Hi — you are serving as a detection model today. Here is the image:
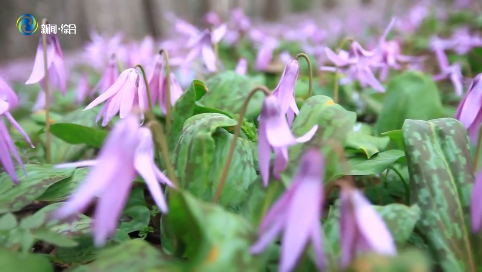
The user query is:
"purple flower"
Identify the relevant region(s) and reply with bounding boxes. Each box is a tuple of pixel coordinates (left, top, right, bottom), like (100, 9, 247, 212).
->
(0, 77, 18, 111)
(205, 11, 221, 26)
(450, 28, 482, 55)
(235, 58, 247, 75)
(471, 171, 482, 232)
(321, 42, 385, 92)
(183, 25, 227, 72)
(85, 68, 147, 126)
(272, 59, 300, 126)
(251, 149, 326, 272)
(159, 73, 183, 114)
(433, 63, 464, 96)
(26, 33, 67, 96)
(76, 73, 90, 105)
(84, 32, 123, 71)
(339, 187, 397, 268)
(127, 36, 155, 68)
(455, 74, 482, 144)
(53, 115, 173, 246)
(91, 56, 119, 95)
(258, 95, 318, 186)
(255, 37, 278, 71)
(231, 8, 251, 33)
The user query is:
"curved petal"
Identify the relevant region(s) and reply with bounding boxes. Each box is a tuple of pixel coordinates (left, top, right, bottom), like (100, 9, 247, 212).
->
(52, 53, 67, 95)
(258, 122, 272, 187)
(202, 45, 217, 72)
(250, 218, 283, 254)
(324, 47, 351, 67)
(471, 172, 482, 232)
(26, 37, 55, 85)
(84, 69, 130, 111)
(295, 125, 318, 143)
(4, 112, 34, 148)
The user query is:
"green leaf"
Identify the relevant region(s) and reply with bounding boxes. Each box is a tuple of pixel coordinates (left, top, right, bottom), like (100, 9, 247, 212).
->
(173, 113, 257, 209)
(0, 250, 53, 272)
(284, 95, 357, 183)
(49, 123, 108, 148)
(55, 236, 99, 265)
(31, 110, 63, 125)
(197, 71, 261, 120)
(345, 132, 390, 158)
(71, 239, 177, 272)
(32, 203, 92, 237)
(0, 165, 74, 213)
(0, 213, 17, 230)
(166, 191, 269, 270)
(38, 168, 89, 202)
(349, 249, 432, 272)
(169, 80, 207, 152)
(402, 118, 477, 271)
(381, 130, 404, 149)
(32, 229, 78, 247)
(118, 206, 151, 234)
(331, 150, 405, 180)
(375, 71, 444, 134)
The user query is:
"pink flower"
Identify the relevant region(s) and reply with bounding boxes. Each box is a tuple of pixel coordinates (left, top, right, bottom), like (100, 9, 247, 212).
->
(235, 58, 247, 75)
(91, 56, 119, 95)
(340, 187, 397, 268)
(53, 115, 173, 246)
(159, 73, 183, 114)
(455, 74, 482, 144)
(258, 96, 318, 186)
(84, 68, 147, 126)
(84, 32, 123, 71)
(26, 33, 67, 96)
(272, 59, 300, 126)
(205, 11, 221, 26)
(0, 76, 18, 111)
(471, 170, 482, 232)
(255, 37, 278, 71)
(76, 73, 90, 105)
(251, 149, 326, 272)
(183, 25, 227, 72)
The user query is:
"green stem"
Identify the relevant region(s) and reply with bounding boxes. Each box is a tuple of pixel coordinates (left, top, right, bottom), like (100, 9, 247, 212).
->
(333, 37, 354, 103)
(146, 113, 179, 188)
(388, 166, 410, 204)
(474, 124, 482, 172)
(42, 18, 51, 164)
(294, 53, 313, 98)
(134, 64, 153, 110)
(159, 50, 172, 135)
(212, 86, 272, 203)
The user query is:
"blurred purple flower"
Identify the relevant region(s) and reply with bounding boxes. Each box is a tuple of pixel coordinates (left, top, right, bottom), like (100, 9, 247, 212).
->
(340, 187, 397, 268)
(258, 96, 317, 186)
(92, 55, 119, 95)
(85, 68, 147, 126)
(0, 76, 18, 111)
(84, 31, 123, 71)
(255, 37, 278, 71)
(321, 42, 385, 92)
(76, 73, 90, 105)
(433, 63, 464, 96)
(231, 8, 251, 33)
(471, 170, 482, 232)
(26, 33, 67, 96)
(279, 51, 293, 66)
(53, 115, 173, 246)
(449, 28, 482, 55)
(455, 74, 482, 144)
(127, 36, 155, 68)
(159, 73, 184, 114)
(205, 11, 221, 26)
(183, 25, 227, 72)
(235, 58, 247, 75)
(251, 149, 326, 272)
(396, 4, 428, 34)
(272, 59, 300, 126)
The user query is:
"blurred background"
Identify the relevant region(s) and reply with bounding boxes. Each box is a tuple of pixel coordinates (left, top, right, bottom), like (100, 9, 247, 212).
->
(0, 0, 435, 62)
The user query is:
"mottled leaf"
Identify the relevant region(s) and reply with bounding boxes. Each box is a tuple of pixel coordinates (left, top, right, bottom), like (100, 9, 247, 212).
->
(55, 236, 99, 265)
(166, 191, 269, 270)
(284, 95, 357, 183)
(402, 118, 477, 271)
(32, 203, 92, 237)
(173, 113, 257, 209)
(49, 123, 108, 149)
(0, 165, 74, 213)
(32, 229, 78, 247)
(349, 250, 432, 272)
(197, 71, 262, 120)
(376, 71, 444, 134)
(70, 239, 177, 272)
(38, 168, 89, 202)
(345, 132, 389, 158)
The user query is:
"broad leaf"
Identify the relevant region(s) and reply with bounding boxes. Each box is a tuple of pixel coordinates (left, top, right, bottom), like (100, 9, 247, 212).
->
(173, 113, 257, 209)
(376, 71, 444, 134)
(38, 168, 90, 202)
(345, 132, 389, 158)
(0, 165, 74, 213)
(0, 250, 52, 272)
(197, 71, 262, 120)
(402, 118, 478, 271)
(49, 123, 108, 148)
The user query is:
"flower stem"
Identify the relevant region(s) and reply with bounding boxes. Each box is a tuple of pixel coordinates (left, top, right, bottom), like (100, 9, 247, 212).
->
(41, 18, 51, 164)
(474, 124, 482, 172)
(159, 50, 172, 135)
(212, 86, 272, 203)
(333, 37, 354, 103)
(146, 113, 179, 188)
(134, 64, 153, 110)
(295, 53, 313, 98)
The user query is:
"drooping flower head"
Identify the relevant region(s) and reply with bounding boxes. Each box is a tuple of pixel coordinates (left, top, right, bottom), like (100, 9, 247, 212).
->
(339, 186, 397, 268)
(251, 149, 326, 272)
(455, 74, 482, 144)
(26, 32, 67, 96)
(272, 59, 300, 126)
(258, 95, 318, 186)
(53, 115, 173, 246)
(84, 68, 147, 126)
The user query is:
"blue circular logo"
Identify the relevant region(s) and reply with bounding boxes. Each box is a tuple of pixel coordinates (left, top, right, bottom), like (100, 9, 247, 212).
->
(16, 14, 38, 35)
